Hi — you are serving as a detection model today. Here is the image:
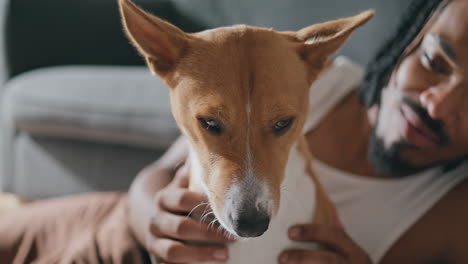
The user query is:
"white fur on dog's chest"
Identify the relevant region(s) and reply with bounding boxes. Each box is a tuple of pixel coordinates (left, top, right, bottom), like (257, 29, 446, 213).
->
(193, 144, 317, 264)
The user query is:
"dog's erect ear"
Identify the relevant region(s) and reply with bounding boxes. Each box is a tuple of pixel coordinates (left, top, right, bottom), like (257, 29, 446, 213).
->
(296, 10, 374, 73)
(119, 0, 189, 74)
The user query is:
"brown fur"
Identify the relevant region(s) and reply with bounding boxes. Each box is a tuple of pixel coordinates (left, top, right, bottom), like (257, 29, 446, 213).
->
(119, 0, 373, 226)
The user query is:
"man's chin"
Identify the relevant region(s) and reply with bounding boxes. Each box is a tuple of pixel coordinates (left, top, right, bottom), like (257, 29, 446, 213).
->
(368, 131, 430, 177)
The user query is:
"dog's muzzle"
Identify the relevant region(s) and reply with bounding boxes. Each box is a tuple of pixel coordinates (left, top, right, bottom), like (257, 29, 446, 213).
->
(231, 206, 270, 237)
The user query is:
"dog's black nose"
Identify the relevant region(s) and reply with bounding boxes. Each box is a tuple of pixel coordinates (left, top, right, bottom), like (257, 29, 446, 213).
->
(232, 209, 270, 237)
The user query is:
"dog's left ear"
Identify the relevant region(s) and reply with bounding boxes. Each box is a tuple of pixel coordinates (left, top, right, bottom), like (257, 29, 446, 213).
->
(296, 10, 374, 74)
(119, 0, 189, 75)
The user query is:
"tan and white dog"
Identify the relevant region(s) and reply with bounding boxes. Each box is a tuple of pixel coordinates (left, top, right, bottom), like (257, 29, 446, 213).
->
(119, 1, 373, 263)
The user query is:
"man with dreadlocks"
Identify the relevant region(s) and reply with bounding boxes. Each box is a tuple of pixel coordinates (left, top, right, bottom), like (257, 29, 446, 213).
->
(1, 0, 467, 263)
(125, 0, 468, 263)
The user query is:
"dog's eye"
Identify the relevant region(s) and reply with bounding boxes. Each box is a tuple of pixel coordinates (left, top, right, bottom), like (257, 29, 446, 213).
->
(198, 118, 224, 136)
(273, 117, 294, 136)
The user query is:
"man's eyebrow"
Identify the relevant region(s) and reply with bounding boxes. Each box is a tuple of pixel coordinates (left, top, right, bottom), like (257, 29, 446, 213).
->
(430, 33, 458, 64)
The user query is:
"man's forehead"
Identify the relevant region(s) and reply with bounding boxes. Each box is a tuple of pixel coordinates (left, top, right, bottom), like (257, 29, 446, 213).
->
(430, 1, 468, 45)
(427, 1, 468, 68)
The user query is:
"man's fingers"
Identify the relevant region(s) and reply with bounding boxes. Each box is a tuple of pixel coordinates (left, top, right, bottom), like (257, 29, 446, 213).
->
(279, 249, 345, 264)
(172, 173, 189, 188)
(149, 255, 175, 264)
(150, 212, 232, 242)
(148, 238, 229, 263)
(157, 188, 208, 215)
(288, 224, 352, 257)
(171, 162, 190, 188)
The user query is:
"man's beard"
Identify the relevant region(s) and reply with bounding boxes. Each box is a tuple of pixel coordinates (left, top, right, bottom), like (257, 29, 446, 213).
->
(368, 130, 465, 176)
(367, 129, 423, 177)
(368, 97, 455, 177)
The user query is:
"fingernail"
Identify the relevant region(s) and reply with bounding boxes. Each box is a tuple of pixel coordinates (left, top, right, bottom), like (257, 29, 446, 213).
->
(213, 249, 228, 260)
(289, 227, 301, 238)
(279, 253, 288, 264)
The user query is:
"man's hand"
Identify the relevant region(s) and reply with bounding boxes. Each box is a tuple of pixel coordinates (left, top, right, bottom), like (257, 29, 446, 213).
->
(279, 224, 372, 264)
(147, 163, 233, 263)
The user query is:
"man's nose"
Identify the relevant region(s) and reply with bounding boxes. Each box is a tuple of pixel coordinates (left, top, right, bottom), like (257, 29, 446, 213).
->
(419, 82, 463, 120)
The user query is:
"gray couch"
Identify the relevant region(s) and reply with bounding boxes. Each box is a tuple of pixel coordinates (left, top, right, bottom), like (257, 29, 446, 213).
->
(0, 0, 410, 199)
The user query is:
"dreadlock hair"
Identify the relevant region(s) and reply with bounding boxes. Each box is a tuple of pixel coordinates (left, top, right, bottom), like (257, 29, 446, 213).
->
(360, 0, 450, 107)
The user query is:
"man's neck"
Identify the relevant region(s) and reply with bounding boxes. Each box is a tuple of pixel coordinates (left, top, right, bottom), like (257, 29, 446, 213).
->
(306, 90, 379, 178)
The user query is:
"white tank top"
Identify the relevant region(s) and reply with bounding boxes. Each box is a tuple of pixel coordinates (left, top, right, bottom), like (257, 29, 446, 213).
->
(305, 56, 468, 263)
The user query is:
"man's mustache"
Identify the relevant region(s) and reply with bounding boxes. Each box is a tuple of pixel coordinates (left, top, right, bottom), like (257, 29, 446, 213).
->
(402, 97, 450, 145)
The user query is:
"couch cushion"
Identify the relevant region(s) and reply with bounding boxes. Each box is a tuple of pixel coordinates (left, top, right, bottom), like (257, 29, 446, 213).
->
(3, 66, 179, 149)
(13, 133, 162, 199)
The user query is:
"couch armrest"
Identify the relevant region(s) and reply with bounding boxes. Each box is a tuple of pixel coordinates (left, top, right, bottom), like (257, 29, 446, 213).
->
(2, 65, 180, 149)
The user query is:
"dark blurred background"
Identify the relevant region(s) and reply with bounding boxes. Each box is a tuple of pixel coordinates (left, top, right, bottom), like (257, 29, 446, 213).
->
(4, 0, 411, 79)
(0, 0, 410, 199)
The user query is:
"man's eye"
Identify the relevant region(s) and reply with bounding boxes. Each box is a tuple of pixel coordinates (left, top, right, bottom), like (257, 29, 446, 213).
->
(198, 118, 224, 136)
(420, 52, 449, 75)
(273, 117, 295, 136)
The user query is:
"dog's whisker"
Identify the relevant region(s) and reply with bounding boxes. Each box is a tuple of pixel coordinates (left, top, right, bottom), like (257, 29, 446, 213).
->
(200, 203, 212, 217)
(201, 210, 214, 220)
(200, 211, 215, 224)
(216, 221, 234, 239)
(208, 218, 219, 230)
(222, 229, 230, 238)
(187, 202, 209, 218)
(217, 223, 223, 233)
(200, 210, 213, 219)
(227, 230, 237, 240)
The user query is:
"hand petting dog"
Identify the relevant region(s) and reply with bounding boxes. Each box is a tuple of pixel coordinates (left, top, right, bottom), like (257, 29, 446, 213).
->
(280, 224, 372, 264)
(146, 163, 232, 263)
(146, 163, 371, 264)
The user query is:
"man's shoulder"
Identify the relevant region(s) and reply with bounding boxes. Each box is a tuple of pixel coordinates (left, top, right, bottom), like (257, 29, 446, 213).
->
(419, 176, 468, 235)
(380, 178, 468, 264)
(443, 176, 468, 222)
(431, 177, 468, 263)
(441, 177, 468, 216)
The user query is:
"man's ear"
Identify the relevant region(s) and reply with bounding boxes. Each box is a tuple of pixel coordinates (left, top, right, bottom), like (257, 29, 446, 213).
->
(119, 0, 189, 75)
(296, 10, 374, 73)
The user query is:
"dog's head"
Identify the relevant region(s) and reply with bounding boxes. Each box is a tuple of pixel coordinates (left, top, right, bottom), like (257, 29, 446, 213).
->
(120, 0, 372, 238)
